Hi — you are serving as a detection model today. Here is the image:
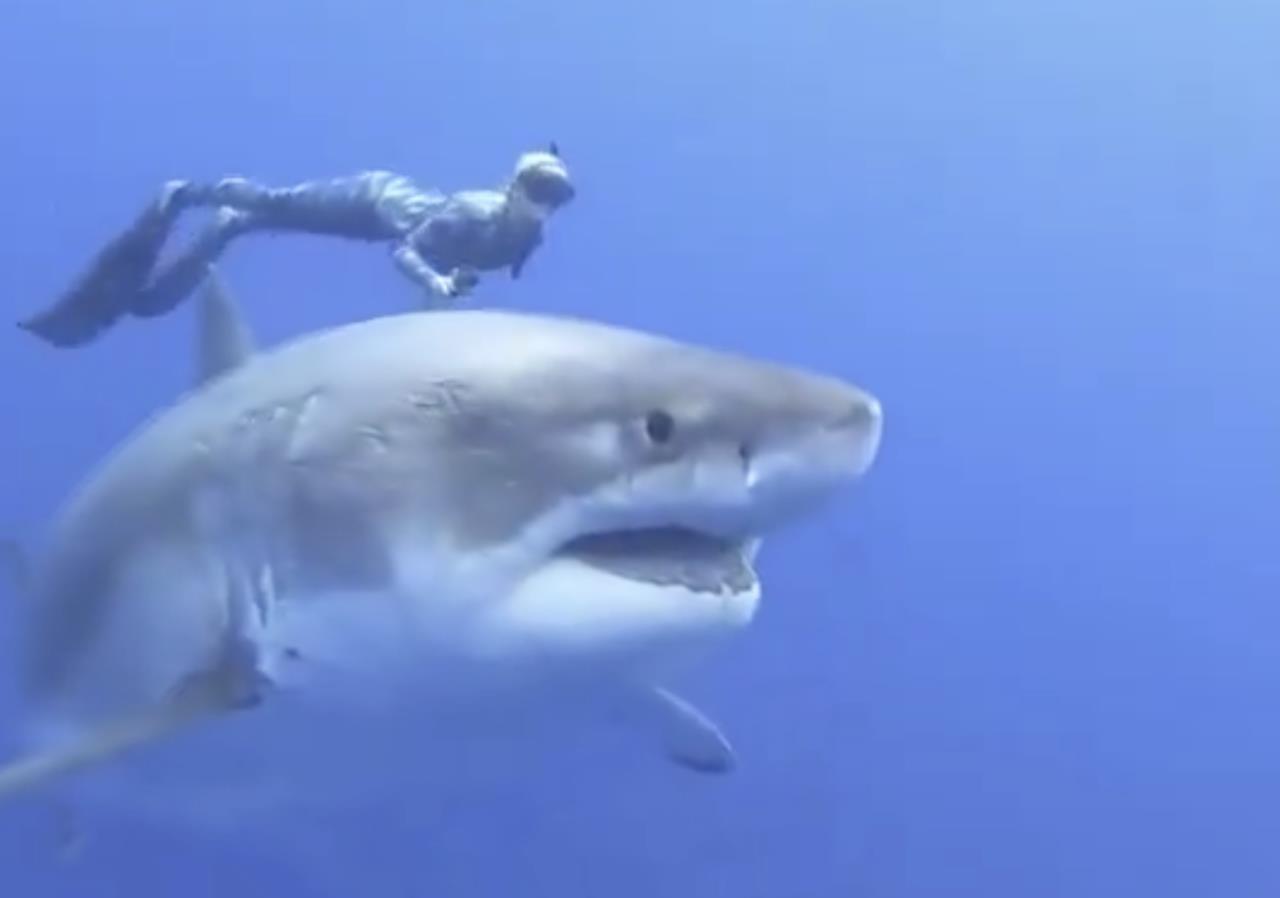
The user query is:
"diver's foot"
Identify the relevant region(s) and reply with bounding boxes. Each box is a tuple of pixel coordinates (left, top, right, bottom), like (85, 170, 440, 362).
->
(156, 180, 194, 217)
(17, 284, 129, 348)
(16, 308, 111, 348)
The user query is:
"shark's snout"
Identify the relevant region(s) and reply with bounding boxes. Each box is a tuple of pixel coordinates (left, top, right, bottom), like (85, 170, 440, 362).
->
(734, 377, 882, 525)
(837, 391, 882, 434)
(832, 389, 883, 478)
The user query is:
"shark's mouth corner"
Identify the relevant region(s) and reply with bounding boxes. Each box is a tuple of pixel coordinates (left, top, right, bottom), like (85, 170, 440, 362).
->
(557, 527, 758, 595)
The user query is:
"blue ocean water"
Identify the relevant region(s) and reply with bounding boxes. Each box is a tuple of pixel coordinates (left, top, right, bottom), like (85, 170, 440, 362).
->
(0, 0, 1276, 895)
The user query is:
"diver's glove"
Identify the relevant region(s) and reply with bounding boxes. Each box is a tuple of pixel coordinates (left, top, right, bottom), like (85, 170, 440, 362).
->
(435, 266, 478, 300)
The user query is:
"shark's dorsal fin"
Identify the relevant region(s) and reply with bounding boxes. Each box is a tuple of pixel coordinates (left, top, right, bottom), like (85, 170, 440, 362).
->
(196, 266, 256, 386)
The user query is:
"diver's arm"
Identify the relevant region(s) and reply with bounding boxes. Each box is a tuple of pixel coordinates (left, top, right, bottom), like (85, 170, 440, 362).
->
(390, 239, 474, 302)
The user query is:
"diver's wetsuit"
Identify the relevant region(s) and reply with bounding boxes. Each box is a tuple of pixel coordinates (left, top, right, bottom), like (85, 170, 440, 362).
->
(20, 155, 573, 348)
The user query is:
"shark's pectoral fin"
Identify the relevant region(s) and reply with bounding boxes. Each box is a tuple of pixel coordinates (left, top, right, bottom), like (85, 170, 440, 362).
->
(637, 686, 736, 775)
(0, 679, 232, 803)
(0, 560, 280, 804)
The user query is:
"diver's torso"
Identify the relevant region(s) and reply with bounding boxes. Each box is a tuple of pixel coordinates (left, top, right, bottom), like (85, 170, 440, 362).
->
(415, 191, 544, 272)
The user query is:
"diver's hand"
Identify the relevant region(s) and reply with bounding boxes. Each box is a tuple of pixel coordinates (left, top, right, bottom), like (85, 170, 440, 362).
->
(435, 267, 478, 300)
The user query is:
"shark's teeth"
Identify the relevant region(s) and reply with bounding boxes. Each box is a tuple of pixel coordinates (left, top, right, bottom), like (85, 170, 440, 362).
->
(558, 527, 758, 595)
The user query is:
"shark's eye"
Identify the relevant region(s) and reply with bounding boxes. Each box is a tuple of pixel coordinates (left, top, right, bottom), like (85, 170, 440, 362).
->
(644, 409, 676, 444)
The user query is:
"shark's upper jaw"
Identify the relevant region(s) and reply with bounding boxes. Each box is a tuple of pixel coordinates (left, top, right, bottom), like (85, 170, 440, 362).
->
(557, 527, 758, 597)
(511, 390, 884, 608)
(397, 350, 884, 677)
(514, 461, 768, 611)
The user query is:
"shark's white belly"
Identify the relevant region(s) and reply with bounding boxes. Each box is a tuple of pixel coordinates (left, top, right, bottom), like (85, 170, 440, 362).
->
(15, 552, 759, 831)
(27, 545, 757, 743)
(266, 555, 761, 712)
(9, 520, 761, 836)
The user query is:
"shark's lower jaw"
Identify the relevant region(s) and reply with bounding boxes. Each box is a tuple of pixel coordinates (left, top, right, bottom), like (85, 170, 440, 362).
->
(462, 522, 763, 683)
(556, 527, 758, 597)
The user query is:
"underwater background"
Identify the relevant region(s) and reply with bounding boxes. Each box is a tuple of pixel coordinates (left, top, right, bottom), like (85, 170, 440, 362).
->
(0, 0, 1276, 895)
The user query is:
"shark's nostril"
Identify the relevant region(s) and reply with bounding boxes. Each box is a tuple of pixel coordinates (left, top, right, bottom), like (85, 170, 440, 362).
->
(832, 395, 882, 434)
(858, 397, 883, 430)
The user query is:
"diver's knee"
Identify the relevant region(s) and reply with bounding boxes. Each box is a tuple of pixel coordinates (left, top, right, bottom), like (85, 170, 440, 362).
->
(208, 177, 265, 208)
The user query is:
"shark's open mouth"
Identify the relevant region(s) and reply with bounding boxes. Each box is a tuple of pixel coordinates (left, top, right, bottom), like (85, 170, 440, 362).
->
(559, 528, 758, 595)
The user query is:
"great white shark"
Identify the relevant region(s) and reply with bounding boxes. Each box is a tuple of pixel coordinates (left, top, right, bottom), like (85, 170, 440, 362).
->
(0, 274, 883, 811)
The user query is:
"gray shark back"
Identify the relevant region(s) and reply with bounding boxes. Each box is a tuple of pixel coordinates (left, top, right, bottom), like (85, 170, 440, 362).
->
(24, 309, 870, 704)
(2, 293, 884, 807)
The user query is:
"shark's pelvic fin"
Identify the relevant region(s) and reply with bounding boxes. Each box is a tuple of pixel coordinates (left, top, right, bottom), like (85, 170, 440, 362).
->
(196, 265, 256, 386)
(646, 687, 735, 774)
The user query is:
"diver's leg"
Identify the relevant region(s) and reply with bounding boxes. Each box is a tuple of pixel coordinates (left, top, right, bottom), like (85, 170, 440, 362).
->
(17, 184, 191, 347)
(183, 172, 405, 240)
(130, 208, 256, 319)
(132, 171, 414, 321)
